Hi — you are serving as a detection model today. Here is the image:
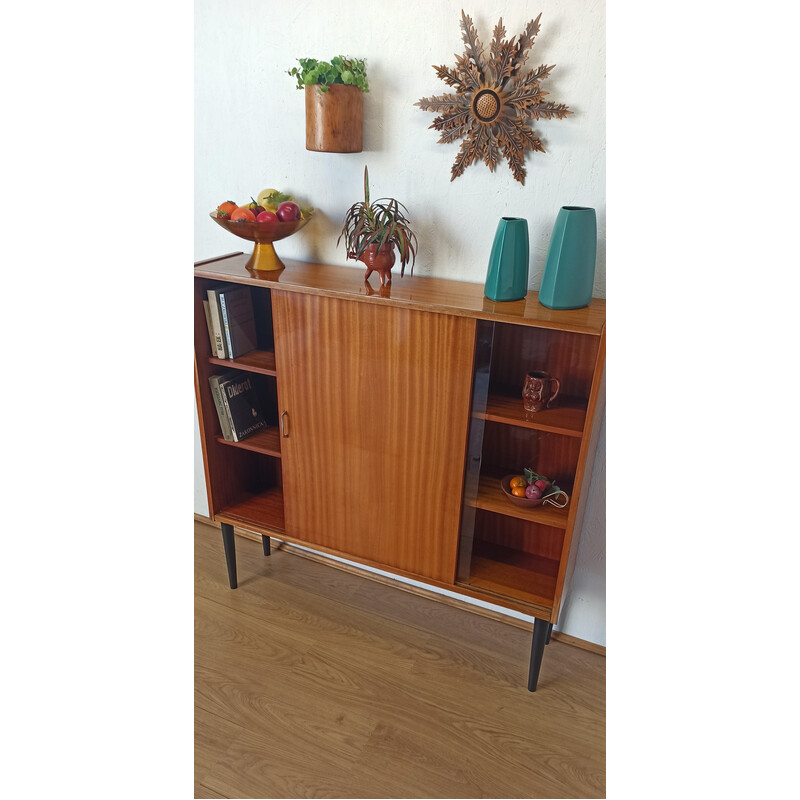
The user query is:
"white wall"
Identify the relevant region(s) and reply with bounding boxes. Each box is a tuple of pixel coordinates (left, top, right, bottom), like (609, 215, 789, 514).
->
(194, 0, 606, 645)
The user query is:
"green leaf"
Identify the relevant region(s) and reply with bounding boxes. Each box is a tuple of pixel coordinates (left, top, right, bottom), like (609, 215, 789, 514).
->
(289, 56, 368, 92)
(265, 190, 292, 206)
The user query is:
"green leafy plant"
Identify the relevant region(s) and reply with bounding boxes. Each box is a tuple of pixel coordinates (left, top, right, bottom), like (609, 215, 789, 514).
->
(288, 56, 369, 94)
(338, 166, 418, 277)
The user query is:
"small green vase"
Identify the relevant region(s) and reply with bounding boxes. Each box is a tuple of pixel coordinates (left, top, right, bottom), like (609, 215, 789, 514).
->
(539, 206, 597, 309)
(484, 217, 529, 302)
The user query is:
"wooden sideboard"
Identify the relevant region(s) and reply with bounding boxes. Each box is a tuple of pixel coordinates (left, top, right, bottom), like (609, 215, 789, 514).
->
(194, 252, 605, 690)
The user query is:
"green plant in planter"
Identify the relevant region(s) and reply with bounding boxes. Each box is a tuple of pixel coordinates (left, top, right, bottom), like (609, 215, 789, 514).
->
(288, 56, 369, 94)
(338, 166, 418, 278)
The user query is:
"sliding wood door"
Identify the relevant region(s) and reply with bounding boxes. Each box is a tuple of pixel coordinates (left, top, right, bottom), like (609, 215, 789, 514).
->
(273, 290, 475, 584)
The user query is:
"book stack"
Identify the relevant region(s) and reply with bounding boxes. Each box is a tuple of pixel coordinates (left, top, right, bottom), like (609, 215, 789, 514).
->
(203, 285, 258, 359)
(208, 371, 268, 442)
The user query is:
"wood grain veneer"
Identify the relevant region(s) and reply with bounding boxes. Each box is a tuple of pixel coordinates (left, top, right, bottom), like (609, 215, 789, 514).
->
(470, 475, 570, 528)
(194, 253, 605, 627)
(194, 253, 605, 334)
(479, 392, 586, 436)
(215, 427, 282, 457)
(273, 290, 476, 584)
(549, 328, 606, 622)
(208, 349, 277, 376)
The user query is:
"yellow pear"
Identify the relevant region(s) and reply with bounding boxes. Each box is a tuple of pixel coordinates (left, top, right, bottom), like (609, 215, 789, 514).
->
(257, 188, 284, 212)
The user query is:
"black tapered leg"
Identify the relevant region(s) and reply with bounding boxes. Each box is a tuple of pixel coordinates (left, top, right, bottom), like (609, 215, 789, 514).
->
(220, 523, 238, 589)
(528, 618, 550, 692)
(545, 621, 554, 645)
(261, 535, 271, 556)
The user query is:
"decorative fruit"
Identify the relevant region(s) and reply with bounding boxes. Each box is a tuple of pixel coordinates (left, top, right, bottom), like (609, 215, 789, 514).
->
(245, 197, 266, 216)
(277, 201, 301, 221)
(511, 486, 527, 497)
(525, 484, 543, 500)
(257, 188, 278, 209)
(509, 476, 527, 490)
(533, 479, 549, 492)
(256, 210, 280, 223)
(216, 201, 237, 218)
(258, 189, 292, 211)
(230, 207, 256, 222)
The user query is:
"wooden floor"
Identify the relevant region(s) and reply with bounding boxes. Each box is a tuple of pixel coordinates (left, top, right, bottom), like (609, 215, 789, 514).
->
(195, 520, 605, 798)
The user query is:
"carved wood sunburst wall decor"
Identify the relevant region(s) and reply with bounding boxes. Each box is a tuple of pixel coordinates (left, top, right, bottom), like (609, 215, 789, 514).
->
(416, 10, 572, 185)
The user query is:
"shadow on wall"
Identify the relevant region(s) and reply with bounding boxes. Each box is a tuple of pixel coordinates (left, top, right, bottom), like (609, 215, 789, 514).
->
(362, 60, 384, 153)
(412, 209, 463, 278)
(302, 209, 340, 264)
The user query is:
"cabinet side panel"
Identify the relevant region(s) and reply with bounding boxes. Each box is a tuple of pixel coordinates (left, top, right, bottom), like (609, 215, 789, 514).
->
(273, 291, 475, 584)
(552, 328, 606, 622)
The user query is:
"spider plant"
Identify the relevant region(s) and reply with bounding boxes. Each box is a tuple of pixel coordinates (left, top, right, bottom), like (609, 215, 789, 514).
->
(338, 166, 418, 276)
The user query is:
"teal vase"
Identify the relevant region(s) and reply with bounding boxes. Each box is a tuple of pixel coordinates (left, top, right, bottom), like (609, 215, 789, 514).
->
(539, 206, 597, 309)
(484, 217, 529, 302)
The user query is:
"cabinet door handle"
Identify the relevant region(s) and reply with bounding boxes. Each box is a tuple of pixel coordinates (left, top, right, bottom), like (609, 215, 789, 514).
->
(280, 410, 289, 438)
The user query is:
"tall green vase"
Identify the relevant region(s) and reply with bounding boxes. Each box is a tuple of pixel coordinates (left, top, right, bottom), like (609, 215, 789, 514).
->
(539, 206, 597, 309)
(484, 217, 529, 302)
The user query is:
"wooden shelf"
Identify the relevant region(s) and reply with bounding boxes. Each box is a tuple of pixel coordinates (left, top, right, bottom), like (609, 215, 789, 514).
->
(467, 541, 558, 608)
(477, 392, 586, 437)
(209, 349, 277, 376)
(469, 474, 569, 528)
(215, 427, 282, 457)
(215, 486, 285, 534)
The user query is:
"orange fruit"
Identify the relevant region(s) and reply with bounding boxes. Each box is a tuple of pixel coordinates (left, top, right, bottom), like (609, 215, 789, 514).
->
(509, 476, 527, 489)
(511, 486, 527, 497)
(231, 207, 256, 222)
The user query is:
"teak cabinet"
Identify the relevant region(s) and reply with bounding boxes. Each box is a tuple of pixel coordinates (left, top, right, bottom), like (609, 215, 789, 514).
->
(194, 253, 605, 691)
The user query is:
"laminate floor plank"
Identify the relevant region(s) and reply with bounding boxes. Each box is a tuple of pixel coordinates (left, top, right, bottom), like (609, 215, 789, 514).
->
(194, 782, 228, 799)
(197, 525, 524, 660)
(194, 520, 605, 798)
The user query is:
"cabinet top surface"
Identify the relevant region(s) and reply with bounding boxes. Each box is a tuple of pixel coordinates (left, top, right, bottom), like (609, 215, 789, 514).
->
(195, 252, 605, 335)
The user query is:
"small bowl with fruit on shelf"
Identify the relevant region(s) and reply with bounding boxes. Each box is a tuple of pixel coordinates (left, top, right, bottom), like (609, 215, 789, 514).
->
(210, 188, 314, 272)
(501, 468, 569, 509)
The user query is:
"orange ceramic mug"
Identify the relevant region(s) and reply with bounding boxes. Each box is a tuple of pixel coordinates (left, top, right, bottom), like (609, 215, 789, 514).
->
(522, 371, 560, 413)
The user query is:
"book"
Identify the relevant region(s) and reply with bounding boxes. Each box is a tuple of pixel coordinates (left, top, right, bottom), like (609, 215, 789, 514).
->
(218, 372, 267, 442)
(218, 286, 258, 359)
(208, 371, 236, 441)
(202, 300, 217, 353)
(206, 285, 228, 358)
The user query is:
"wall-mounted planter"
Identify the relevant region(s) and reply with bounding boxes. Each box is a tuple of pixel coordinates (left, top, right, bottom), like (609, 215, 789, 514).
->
(305, 84, 363, 153)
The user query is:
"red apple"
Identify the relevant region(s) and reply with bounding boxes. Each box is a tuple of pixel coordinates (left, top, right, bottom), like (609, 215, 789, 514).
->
(525, 484, 543, 500)
(276, 201, 301, 221)
(256, 210, 279, 223)
(533, 479, 549, 492)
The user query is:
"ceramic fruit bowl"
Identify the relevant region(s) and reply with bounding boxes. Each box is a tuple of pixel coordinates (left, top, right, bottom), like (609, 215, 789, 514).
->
(210, 211, 313, 271)
(500, 475, 569, 509)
